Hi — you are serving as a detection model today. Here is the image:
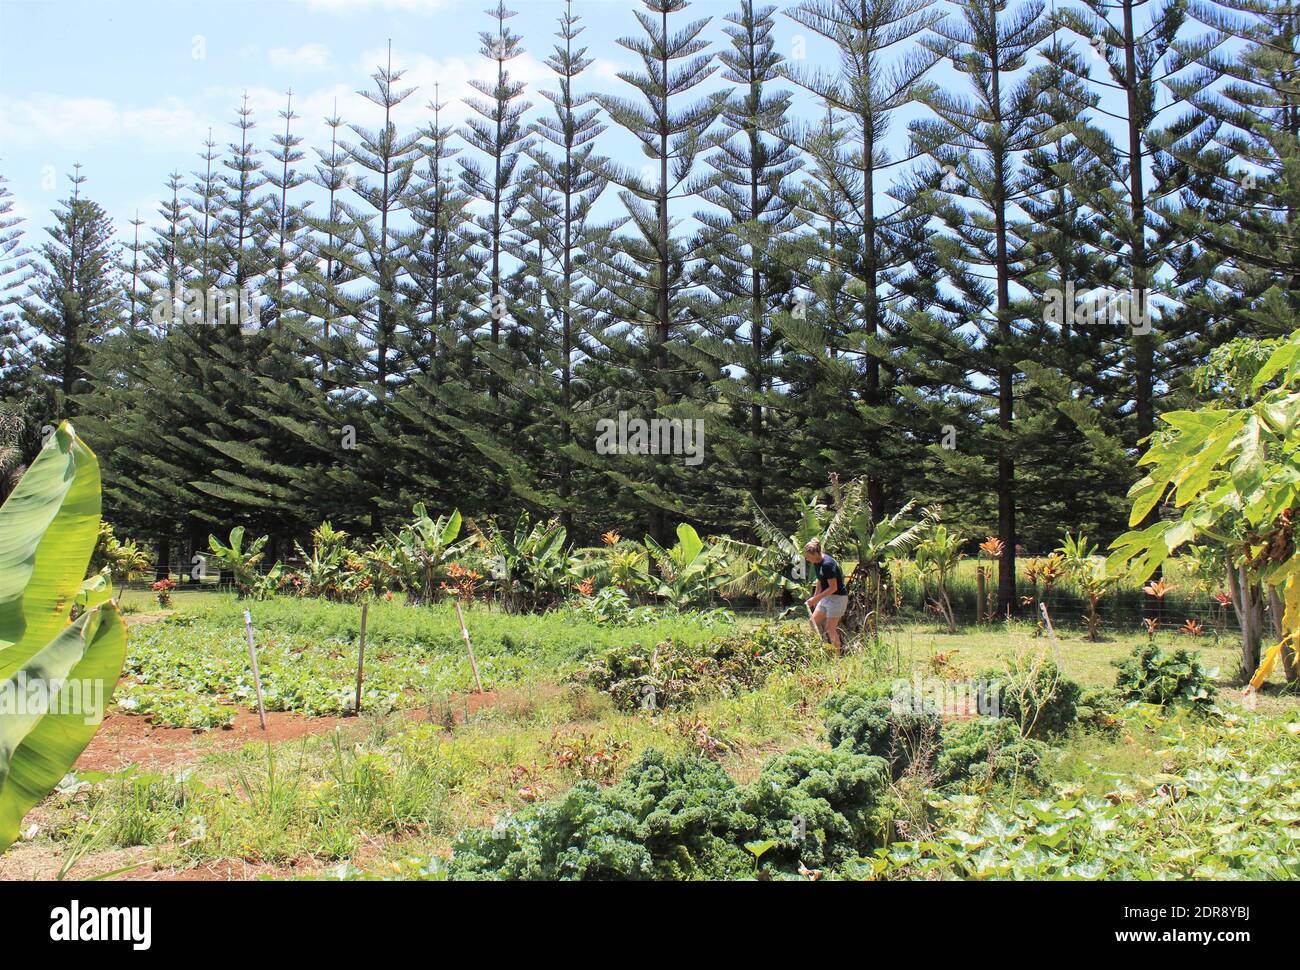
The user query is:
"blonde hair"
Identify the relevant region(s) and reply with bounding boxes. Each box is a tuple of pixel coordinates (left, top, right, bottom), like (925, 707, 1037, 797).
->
(803, 538, 822, 556)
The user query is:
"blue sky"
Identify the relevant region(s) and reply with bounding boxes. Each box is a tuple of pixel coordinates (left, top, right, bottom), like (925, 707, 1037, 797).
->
(0, 0, 862, 238)
(0, 0, 1180, 262)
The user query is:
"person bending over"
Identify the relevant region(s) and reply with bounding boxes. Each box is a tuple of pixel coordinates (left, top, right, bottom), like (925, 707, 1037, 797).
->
(803, 538, 848, 654)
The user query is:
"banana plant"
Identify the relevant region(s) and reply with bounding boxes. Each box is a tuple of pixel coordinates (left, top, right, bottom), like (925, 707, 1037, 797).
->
(843, 496, 940, 632)
(736, 482, 935, 625)
(209, 526, 278, 599)
(728, 493, 834, 608)
(371, 504, 471, 605)
(915, 524, 964, 633)
(572, 539, 654, 601)
(1, 422, 126, 853)
(643, 523, 729, 610)
(478, 513, 573, 613)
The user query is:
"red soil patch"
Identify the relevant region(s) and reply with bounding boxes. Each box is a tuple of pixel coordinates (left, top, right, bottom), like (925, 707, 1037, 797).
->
(75, 691, 506, 773)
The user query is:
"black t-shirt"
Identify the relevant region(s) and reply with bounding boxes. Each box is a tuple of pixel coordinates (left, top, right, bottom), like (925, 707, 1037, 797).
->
(816, 554, 846, 596)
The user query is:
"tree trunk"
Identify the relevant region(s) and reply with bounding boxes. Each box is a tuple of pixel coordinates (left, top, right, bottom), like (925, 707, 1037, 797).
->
(155, 536, 171, 582)
(1228, 565, 1261, 681)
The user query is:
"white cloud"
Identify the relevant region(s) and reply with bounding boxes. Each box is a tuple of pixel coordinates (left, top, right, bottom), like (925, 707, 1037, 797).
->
(269, 43, 333, 72)
(0, 94, 210, 154)
(294, 0, 456, 12)
(0, 45, 632, 187)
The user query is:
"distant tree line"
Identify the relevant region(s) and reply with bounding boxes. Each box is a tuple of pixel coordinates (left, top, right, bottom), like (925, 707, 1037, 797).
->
(0, 0, 1296, 615)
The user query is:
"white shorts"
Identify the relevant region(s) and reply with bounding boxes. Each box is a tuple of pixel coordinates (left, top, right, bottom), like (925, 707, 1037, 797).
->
(815, 595, 848, 620)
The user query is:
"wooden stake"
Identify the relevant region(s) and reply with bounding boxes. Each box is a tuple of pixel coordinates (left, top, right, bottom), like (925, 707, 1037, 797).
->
(1038, 601, 1063, 668)
(454, 600, 484, 693)
(242, 609, 267, 730)
(354, 600, 369, 715)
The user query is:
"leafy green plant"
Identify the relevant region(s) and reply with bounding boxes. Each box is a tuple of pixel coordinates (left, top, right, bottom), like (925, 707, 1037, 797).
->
(643, 523, 730, 611)
(734, 746, 891, 874)
(1113, 644, 1217, 709)
(934, 717, 1048, 790)
(842, 498, 940, 637)
(567, 585, 657, 626)
(734, 481, 936, 631)
(448, 749, 753, 880)
(115, 684, 236, 729)
(915, 525, 964, 633)
(820, 683, 942, 778)
(1107, 331, 1300, 682)
(878, 709, 1299, 880)
(1056, 534, 1117, 642)
(584, 623, 815, 712)
(0, 422, 127, 853)
(288, 521, 362, 602)
(90, 522, 153, 585)
(370, 504, 471, 605)
(477, 513, 573, 613)
(447, 744, 891, 881)
(1075, 686, 1126, 734)
(208, 526, 280, 600)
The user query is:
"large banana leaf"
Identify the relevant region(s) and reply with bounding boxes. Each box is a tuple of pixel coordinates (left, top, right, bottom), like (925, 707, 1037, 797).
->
(0, 421, 126, 854)
(0, 423, 101, 673)
(0, 604, 126, 851)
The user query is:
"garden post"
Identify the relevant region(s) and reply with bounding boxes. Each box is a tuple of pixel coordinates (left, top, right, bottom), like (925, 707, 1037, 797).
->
(242, 609, 268, 730)
(454, 600, 485, 693)
(354, 600, 369, 714)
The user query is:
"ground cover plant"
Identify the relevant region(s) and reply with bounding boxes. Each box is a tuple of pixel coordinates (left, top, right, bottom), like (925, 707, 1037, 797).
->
(114, 595, 741, 723)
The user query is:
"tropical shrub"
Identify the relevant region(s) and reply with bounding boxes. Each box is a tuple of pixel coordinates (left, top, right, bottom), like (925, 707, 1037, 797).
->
(289, 522, 360, 602)
(643, 523, 730, 610)
(567, 585, 657, 626)
(915, 525, 964, 633)
(152, 577, 176, 608)
(90, 522, 153, 585)
(1056, 532, 1117, 641)
(935, 717, 1048, 789)
(840, 498, 940, 636)
(0, 422, 127, 853)
(575, 534, 654, 601)
(820, 683, 942, 778)
(1106, 331, 1300, 681)
(1023, 553, 1067, 617)
(1113, 644, 1217, 709)
(477, 513, 574, 613)
(370, 505, 472, 605)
